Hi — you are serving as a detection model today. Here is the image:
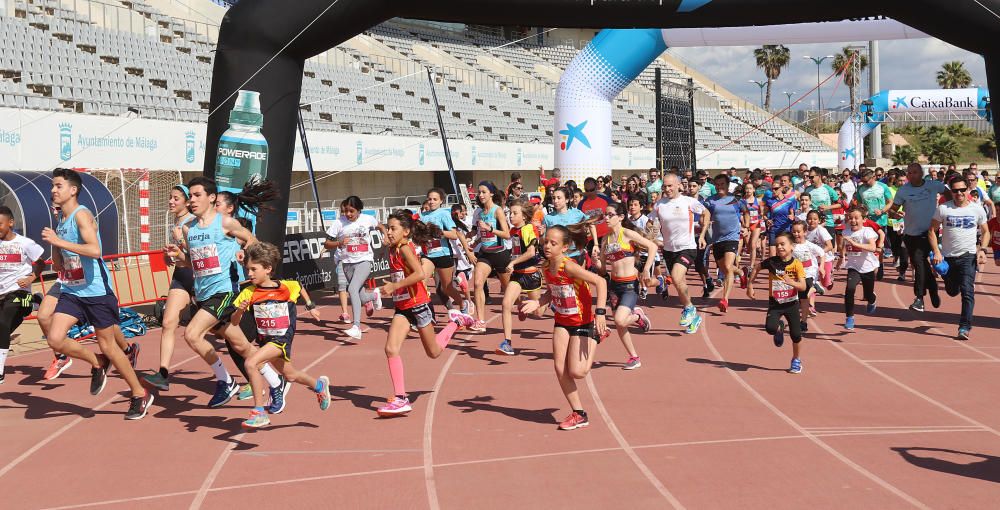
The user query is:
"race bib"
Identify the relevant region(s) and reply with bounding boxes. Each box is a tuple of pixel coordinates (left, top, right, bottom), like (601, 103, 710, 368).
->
(253, 301, 291, 337)
(391, 270, 411, 302)
(345, 234, 370, 253)
(0, 246, 23, 270)
(61, 253, 86, 286)
(771, 280, 797, 303)
(800, 258, 813, 267)
(604, 243, 628, 262)
(550, 283, 579, 315)
(424, 238, 442, 253)
(190, 244, 222, 278)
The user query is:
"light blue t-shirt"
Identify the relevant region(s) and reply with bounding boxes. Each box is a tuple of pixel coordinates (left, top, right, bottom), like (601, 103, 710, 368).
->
(704, 194, 746, 243)
(420, 207, 456, 258)
(544, 208, 587, 256)
(893, 179, 947, 235)
(698, 182, 717, 199)
(805, 184, 839, 228)
(56, 205, 112, 298)
(857, 181, 894, 227)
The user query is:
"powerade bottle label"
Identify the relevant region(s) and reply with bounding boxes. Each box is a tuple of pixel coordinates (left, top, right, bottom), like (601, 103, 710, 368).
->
(216, 90, 268, 192)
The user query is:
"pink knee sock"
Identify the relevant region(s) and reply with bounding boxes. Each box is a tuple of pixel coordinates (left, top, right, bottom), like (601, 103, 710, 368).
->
(435, 321, 458, 349)
(387, 356, 405, 396)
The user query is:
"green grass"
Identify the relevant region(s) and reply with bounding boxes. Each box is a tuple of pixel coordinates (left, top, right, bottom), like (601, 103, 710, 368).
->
(898, 133, 995, 164)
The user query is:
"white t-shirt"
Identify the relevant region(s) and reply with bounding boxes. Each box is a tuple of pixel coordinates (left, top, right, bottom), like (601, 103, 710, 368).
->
(325, 214, 378, 264)
(792, 241, 825, 280)
(653, 195, 706, 252)
(0, 234, 44, 294)
(806, 226, 835, 259)
(842, 226, 879, 273)
(933, 201, 987, 257)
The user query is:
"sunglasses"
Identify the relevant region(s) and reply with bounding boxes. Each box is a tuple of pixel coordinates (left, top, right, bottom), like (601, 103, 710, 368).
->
(951, 187, 968, 193)
(514, 186, 523, 190)
(605, 211, 619, 217)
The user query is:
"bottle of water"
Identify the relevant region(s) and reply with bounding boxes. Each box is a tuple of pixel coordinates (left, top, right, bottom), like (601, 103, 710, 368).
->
(215, 90, 268, 194)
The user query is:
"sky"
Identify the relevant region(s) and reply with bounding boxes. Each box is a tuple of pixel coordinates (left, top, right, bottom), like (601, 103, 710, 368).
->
(668, 38, 987, 111)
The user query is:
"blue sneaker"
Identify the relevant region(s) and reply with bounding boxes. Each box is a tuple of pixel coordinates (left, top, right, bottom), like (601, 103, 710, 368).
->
(208, 379, 239, 408)
(789, 358, 802, 374)
(680, 305, 696, 327)
(957, 328, 970, 341)
(316, 376, 331, 411)
(684, 314, 703, 335)
(655, 275, 666, 295)
(495, 339, 515, 356)
(773, 319, 785, 347)
(866, 296, 878, 314)
(267, 377, 292, 414)
(845, 316, 855, 331)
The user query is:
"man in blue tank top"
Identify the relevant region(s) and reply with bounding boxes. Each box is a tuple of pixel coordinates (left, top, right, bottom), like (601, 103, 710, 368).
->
(166, 177, 263, 409)
(40, 168, 153, 420)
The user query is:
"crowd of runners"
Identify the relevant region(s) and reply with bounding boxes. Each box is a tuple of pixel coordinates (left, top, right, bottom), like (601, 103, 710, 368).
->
(1, 162, 996, 431)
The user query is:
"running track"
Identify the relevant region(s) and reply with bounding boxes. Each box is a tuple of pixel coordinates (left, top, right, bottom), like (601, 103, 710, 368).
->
(2, 262, 1000, 509)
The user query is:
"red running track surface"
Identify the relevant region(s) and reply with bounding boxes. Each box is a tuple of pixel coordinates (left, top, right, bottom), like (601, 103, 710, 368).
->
(2, 262, 1000, 509)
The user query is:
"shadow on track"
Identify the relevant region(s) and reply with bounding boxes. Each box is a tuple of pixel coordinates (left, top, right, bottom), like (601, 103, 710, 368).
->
(448, 395, 559, 424)
(892, 447, 1000, 484)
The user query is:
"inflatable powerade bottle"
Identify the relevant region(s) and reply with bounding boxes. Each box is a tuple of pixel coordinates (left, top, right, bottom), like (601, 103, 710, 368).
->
(215, 89, 268, 231)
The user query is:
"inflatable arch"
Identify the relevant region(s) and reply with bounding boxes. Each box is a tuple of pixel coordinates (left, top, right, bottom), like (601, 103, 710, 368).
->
(206, 0, 1000, 252)
(837, 88, 990, 169)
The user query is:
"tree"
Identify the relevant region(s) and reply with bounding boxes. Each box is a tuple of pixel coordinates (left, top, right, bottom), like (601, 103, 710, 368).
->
(923, 133, 961, 164)
(891, 144, 918, 166)
(936, 61, 972, 89)
(753, 45, 790, 111)
(981, 132, 997, 159)
(832, 47, 869, 111)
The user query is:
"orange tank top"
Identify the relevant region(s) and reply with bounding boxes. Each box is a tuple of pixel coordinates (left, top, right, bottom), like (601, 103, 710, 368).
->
(544, 257, 593, 327)
(389, 241, 430, 309)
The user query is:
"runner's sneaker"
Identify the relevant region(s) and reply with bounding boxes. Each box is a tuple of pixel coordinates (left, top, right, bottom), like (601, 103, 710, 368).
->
(242, 409, 270, 429)
(845, 316, 855, 331)
(957, 328, 970, 341)
(558, 411, 589, 431)
(125, 391, 154, 420)
(142, 371, 169, 392)
(377, 396, 412, 417)
(909, 298, 925, 312)
(813, 281, 825, 296)
(773, 319, 785, 347)
(126, 342, 140, 369)
(44, 356, 72, 380)
(638, 285, 648, 300)
(718, 298, 729, 313)
(208, 379, 239, 408)
(338, 313, 351, 324)
(685, 315, 703, 335)
(373, 288, 383, 311)
(866, 296, 878, 314)
(237, 383, 254, 401)
(316, 376, 331, 411)
(679, 305, 696, 327)
(788, 358, 802, 374)
(808, 306, 818, 318)
(364, 300, 375, 317)
(634, 307, 651, 333)
(623, 356, 642, 370)
(89, 355, 109, 396)
(739, 267, 749, 289)
(655, 275, 666, 294)
(344, 325, 363, 340)
(448, 309, 475, 329)
(496, 340, 515, 356)
(268, 377, 292, 414)
(469, 320, 487, 333)
(801, 320, 809, 333)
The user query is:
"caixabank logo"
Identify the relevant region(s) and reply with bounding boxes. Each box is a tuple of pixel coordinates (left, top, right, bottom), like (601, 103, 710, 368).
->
(59, 122, 72, 161)
(559, 121, 591, 151)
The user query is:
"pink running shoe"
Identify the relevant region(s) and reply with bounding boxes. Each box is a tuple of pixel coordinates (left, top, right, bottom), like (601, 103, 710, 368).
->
(558, 411, 589, 431)
(364, 300, 375, 317)
(808, 306, 818, 318)
(633, 307, 651, 333)
(338, 313, 351, 324)
(377, 396, 412, 417)
(469, 319, 487, 333)
(44, 356, 73, 380)
(448, 309, 475, 329)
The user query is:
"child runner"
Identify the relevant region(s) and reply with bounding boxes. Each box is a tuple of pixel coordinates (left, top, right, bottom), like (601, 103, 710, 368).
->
(652, 174, 708, 334)
(739, 181, 764, 289)
(763, 180, 798, 257)
(41, 168, 153, 419)
(746, 232, 807, 374)
(323, 196, 383, 340)
(520, 225, 608, 430)
(420, 188, 474, 316)
(450, 203, 474, 311)
(790, 221, 826, 331)
(805, 210, 835, 293)
(470, 181, 512, 332)
(496, 199, 543, 356)
(626, 197, 652, 300)
(0, 206, 45, 384)
(233, 242, 331, 428)
(598, 203, 657, 370)
(796, 193, 812, 222)
(377, 211, 471, 417)
(542, 188, 597, 267)
(838, 206, 881, 331)
(142, 185, 196, 390)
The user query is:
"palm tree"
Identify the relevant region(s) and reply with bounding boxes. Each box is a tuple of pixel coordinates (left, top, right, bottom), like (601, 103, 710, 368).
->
(936, 61, 972, 89)
(832, 47, 869, 111)
(753, 45, 790, 111)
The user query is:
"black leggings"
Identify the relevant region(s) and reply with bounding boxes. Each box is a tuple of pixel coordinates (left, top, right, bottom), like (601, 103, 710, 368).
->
(765, 300, 802, 343)
(0, 292, 30, 351)
(845, 268, 876, 317)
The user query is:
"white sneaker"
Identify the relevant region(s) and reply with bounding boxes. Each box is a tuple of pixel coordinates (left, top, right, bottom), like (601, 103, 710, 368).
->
(344, 325, 363, 339)
(373, 288, 383, 311)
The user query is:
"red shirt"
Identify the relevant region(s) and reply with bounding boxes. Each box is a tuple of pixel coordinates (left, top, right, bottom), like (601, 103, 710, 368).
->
(544, 257, 593, 327)
(389, 241, 430, 310)
(989, 217, 1000, 257)
(579, 194, 610, 238)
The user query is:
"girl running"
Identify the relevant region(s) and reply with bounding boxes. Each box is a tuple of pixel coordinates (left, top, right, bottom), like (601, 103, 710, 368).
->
(805, 210, 835, 292)
(542, 188, 596, 267)
(323, 196, 383, 340)
(520, 225, 608, 430)
(598, 203, 657, 370)
(377, 211, 471, 417)
(746, 232, 807, 374)
(790, 221, 826, 331)
(496, 199, 544, 356)
(470, 181, 511, 332)
(420, 188, 474, 316)
(739, 182, 764, 289)
(763, 180, 798, 257)
(838, 206, 881, 331)
(450, 203, 474, 311)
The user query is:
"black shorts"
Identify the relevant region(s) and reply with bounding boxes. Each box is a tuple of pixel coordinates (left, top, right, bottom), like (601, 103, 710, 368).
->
(1, 290, 34, 320)
(396, 302, 435, 328)
(196, 292, 238, 322)
(477, 249, 511, 273)
(713, 241, 740, 261)
(662, 249, 697, 271)
(170, 267, 195, 295)
(55, 293, 120, 329)
(258, 335, 293, 361)
(798, 277, 814, 300)
(512, 270, 542, 293)
(610, 278, 638, 310)
(428, 255, 455, 269)
(554, 322, 598, 343)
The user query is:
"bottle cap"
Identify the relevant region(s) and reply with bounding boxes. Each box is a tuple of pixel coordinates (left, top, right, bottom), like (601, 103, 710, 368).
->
(229, 90, 263, 127)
